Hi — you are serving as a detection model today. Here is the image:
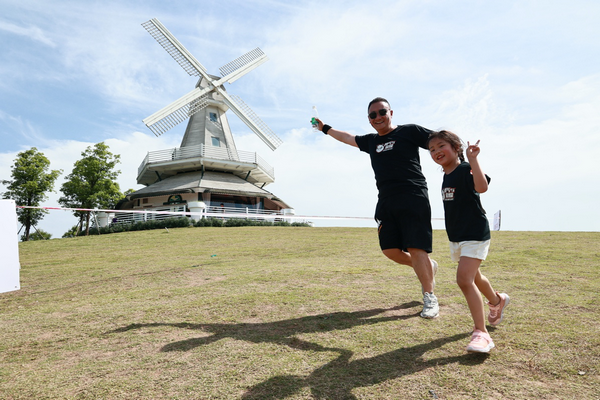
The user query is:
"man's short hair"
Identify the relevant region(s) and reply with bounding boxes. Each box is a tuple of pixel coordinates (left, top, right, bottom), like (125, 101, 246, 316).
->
(368, 97, 391, 111)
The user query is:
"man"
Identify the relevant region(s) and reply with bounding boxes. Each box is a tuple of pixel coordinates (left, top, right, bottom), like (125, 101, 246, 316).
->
(316, 97, 439, 318)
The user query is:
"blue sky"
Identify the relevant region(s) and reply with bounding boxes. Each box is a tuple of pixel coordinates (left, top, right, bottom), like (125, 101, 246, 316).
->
(1, 0, 599, 237)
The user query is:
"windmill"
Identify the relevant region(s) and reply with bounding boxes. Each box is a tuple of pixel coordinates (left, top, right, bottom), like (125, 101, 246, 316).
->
(141, 18, 282, 151)
(116, 18, 292, 222)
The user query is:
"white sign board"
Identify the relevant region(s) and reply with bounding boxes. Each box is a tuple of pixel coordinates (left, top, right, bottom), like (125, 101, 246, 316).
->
(0, 200, 21, 293)
(493, 210, 501, 231)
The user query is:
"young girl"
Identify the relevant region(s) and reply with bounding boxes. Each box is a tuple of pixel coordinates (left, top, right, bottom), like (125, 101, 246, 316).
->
(427, 130, 509, 353)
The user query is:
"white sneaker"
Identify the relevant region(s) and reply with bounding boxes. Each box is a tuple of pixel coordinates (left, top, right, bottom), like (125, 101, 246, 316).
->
(421, 259, 438, 295)
(421, 292, 439, 319)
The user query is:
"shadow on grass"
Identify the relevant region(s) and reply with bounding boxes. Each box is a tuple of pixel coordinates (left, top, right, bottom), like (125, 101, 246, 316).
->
(242, 332, 481, 399)
(108, 302, 422, 353)
(108, 303, 482, 398)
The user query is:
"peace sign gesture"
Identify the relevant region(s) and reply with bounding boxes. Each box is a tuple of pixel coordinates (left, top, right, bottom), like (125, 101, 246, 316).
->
(466, 140, 481, 161)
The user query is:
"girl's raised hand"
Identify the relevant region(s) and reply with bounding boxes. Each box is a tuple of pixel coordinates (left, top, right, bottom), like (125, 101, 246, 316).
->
(466, 140, 481, 161)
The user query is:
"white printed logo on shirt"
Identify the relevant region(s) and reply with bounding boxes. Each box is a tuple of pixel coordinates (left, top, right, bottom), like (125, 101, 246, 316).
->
(376, 141, 396, 153)
(442, 187, 455, 201)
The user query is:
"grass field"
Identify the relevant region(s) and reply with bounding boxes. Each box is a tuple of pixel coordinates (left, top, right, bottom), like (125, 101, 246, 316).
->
(1, 227, 599, 399)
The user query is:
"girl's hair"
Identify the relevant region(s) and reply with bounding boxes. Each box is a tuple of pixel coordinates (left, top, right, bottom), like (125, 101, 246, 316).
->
(427, 130, 465, 163)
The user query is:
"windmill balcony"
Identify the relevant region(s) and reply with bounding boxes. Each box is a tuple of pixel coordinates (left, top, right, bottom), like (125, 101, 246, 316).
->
(136, 144, 275, 187)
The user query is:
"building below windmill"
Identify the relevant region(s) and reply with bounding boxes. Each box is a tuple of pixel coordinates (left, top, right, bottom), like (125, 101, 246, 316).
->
(114, 131, 294, 223)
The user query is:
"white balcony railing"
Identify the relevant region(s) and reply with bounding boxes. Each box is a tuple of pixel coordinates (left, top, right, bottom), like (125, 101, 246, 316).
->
(137, 144, 274, 180)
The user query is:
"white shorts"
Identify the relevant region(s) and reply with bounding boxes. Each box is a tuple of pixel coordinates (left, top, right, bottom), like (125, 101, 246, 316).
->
(449, 240, 491, 262)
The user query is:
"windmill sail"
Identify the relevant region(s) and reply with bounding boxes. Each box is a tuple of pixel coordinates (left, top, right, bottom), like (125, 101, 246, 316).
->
(219, 48, 268, 84)
(224, 94, 282, 150)
(143, 87, 211, 136)
(142, 18, 207, 77)
(144, 92, 210, 137)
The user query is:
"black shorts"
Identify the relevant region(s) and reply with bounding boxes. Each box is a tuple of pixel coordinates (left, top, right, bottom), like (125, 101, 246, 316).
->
(375, 189, 432, 253)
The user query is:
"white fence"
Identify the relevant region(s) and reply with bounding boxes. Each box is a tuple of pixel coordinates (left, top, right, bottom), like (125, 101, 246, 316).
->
(100, 205, 298, 227)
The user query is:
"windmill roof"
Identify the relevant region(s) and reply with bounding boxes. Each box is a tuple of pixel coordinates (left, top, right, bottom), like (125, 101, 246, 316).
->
(128, 170, 286, 203)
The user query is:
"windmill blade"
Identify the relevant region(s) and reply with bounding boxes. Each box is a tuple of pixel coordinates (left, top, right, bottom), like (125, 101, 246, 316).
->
(143, 87, 210, 136)
(142, 18, 210, 79)
(218, 48, 269, 84)
(219, 91, 282, 150)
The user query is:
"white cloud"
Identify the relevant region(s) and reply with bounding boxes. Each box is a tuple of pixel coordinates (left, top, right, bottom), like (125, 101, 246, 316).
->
(0, 19, 55, 47)
(0, 111, 51, 145)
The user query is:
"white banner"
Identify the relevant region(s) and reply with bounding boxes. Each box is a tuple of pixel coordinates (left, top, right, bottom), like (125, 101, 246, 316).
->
(0, 200, 21, 293)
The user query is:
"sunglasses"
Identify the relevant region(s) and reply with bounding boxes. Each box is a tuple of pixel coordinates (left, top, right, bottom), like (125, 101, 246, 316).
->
(369, 108, 389, 120)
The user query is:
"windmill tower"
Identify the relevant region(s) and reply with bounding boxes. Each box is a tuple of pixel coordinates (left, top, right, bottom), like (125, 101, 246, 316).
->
(119, 18, 292, 221)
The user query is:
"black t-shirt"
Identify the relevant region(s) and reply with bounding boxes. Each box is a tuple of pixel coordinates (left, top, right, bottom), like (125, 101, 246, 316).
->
(442, 162, 491, 242)
(355, 124, 433, 199)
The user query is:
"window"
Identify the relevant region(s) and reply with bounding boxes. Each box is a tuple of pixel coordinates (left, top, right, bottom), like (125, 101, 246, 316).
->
(209, 112, 218, 122)
(211, 137, 220, 147)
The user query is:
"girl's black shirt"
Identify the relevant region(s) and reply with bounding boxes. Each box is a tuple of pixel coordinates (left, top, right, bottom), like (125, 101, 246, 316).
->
(442, 162, 491, 242)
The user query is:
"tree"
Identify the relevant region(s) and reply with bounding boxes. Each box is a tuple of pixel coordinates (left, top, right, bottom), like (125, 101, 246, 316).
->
(1, 148, 61, 241)
(59, 142, 122, 236)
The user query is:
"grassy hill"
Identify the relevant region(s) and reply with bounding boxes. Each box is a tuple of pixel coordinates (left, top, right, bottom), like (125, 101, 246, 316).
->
(1, 227, 599, 399)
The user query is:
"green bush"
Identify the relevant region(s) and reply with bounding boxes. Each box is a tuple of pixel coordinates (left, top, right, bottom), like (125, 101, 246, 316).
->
(224, 218, 251, 227)
(64, 216, 312, 237)
(194, 217, 311, 228)
(194, 217, 225, 227)
(86, 217, 192, 235)
(62, 225, 80, 238)
(22, 229, 52, 241)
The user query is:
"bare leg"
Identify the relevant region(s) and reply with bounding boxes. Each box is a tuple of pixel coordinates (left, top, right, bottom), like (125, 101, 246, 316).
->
(408, 248, 434, 293)
(456, 256, 487, 333)
(382, 248, 434, 293)
(382, 248, 412, 266)
(474, 271, 500, 306)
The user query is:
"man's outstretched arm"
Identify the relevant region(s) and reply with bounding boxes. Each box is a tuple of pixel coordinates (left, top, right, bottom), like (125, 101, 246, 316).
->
(316, 118, 358, 148)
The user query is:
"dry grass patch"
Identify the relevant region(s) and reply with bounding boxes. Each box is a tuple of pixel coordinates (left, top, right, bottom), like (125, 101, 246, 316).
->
(0, 227, 598, 399)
